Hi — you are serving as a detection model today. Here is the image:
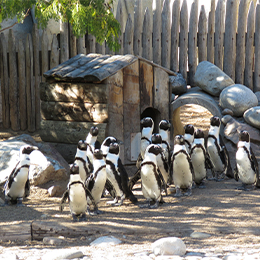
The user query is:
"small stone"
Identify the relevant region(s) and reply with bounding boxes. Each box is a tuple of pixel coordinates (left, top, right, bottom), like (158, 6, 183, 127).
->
(41, 214, 49, 219)
(90, 236, 122, 247)
(42, 249, 83, 260)
(190, 232, 211, 238)
(43, 236, 65, 245)
(222, 108, 234, 116)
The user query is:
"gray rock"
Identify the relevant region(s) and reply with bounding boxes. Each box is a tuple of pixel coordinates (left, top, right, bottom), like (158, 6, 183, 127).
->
(222, 108, 234, 116)
(41, 249, 83, 260)
(169, 73, 187, 95)
(43, 237, 66, 245)
(219, 84, 258, 117)
(194, 61, 234, 96)
(255, 91, 260, 105)
(152, 237, 186, 256)
(90, 236, 122, 247)
(190, 232, 211, 238)
(244, 106, 260, 129)
(48, 185, 65, 197)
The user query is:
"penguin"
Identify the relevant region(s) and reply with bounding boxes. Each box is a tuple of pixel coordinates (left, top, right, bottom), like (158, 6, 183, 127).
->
(85, 149, 107, 215)
(105, 142, 138, 205)
(73, 140, 92, 182)
(171, 135, 194, 197)
(234, 130, 260, 190)
(183, 124, 195, 154)
(86, 126, 100, 165)
(101, 136, 118, 158)
(206, 116, 233, 180)
(190, 129, 213, 188)
(60, 164, 97, 222)
(139, 144, 165, 209)
(4, 145, 38, 206)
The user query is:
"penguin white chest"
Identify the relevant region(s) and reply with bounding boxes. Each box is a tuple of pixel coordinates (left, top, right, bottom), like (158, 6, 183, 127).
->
(69, 184, 88, 215)
(191, 147, 206, 182)
(106, 165, 124, 197)
(89, 170, 107, 204)
(207, 138, 224, 171)
(74, 159, 87, 182)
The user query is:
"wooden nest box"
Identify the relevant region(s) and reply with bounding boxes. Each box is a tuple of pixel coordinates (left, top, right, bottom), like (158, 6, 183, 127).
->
(40, 53, 175, 164)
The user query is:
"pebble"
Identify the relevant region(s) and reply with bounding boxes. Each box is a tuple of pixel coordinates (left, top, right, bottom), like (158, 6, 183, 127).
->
(190, 232, 211, 239)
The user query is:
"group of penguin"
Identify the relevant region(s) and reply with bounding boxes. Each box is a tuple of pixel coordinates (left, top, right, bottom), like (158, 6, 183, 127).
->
(2, 115, 260, 221)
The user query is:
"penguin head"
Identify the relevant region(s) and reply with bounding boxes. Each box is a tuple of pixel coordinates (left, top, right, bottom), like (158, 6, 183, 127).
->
(151, 133, 162, 145)
(108, 142, 120, 156)
(194, 129, 204, 139)
(20, 145, 38, 155)
(159, 119, 171, 131)
(89, 126, 99, 137)
(101, 136, 119, 156)
(210, 116, 221, 127)
(77, 140, 88, 151)
(239, 130, 250, 142)
(93, 149, 104, 160)
(147, 144, 162, 156)
(174, 135, 185, 145)
(140, 117, 154, 129)
(70, 164, 80, 175)
(184, 124, 195, 135)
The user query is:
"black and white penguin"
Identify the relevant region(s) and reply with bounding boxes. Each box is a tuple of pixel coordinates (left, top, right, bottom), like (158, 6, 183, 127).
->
(85, 149, 107, 215)
(4, 145, 38, 206)
(184, 124, 195, 154)
(139, 144, 165, 209)
(207, 116, 233, 180)
(190, 129, 213, 188)
(171, 135, 194, 197)
(73, 140, 92, 182)
(86, 126, 100, 165)
(234, 130, 260, 190)
(60, 164, 97, 222)
(101, 136, 118, 158)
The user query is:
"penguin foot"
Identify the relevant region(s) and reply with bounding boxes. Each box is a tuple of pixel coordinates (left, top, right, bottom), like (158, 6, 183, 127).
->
(149, 200, 159, 209)
(88, 207, 104, 215)
(78, 213, 87, 222)
(236, 183, 255, 191)
(184, 188, 192, 196)
(72, 214, 79, 222)
(17, 198, 25, 207)
(174, 188, 183, 197)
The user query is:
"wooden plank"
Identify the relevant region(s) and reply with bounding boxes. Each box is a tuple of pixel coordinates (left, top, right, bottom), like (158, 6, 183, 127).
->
(214, 0, 226, 70)
(69, 23, 77, 58)
(254, 4, 260, 92)
(161, 0, 171, 69)
(142, 7, 152, 61)
(171, 0, 180, 72)
(133, 0, 143, 57)
(139, 60, 153, 113)
(40, 120, 107, 144)
(77, 36, 86, 54)
(8, 29, 20, 131)
(40, 82, 108, 103)
(188, 0, 199, 86)
(60, 21, 69, 63)
(18, 39, 27, 131)
(154, 67, 169, 121)
(245, 1, 255, 90)
(115, 0, 124, 55)
(41, 101, 108, 123)
(0, 223, 31, 241)
(88, 34, 96, 53)
(207, 0, 215, 64)
(32, 24, 41, 130)
(26, 33, 36, 132)
(223, 0, 239, 81)
(153, 0, 162, 65)
(123, 60, 140, 163)
(41, 29, 49, 81)
(124, 14, 133, 55)
(179, 0, 188, 81)
(0, 33, 10, 129)
(198, 5, 207, 63)
(50, 34, 59, 69)
(96, 42, 105, 55)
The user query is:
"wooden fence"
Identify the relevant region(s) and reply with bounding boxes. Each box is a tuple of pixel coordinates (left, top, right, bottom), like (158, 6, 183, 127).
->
(0, 0, 259, 132)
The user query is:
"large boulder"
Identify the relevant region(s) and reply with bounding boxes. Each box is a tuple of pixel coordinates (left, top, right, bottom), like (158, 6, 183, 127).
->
(219, 84, 258, 117)
(194, 61, 234, 96)
(244, 106, 260, 129)
(169, 73, 187, 95)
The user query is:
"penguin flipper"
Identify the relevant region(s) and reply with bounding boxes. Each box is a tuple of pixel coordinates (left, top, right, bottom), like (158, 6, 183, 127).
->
(60, 190, 69, 212)
(105, 179, 117, 198)
(24, 179, 30, 198)
(250, 148, 260, 188)
(85, 187, 97, 210)
(233, 166, 239, 182)
(128, 169, 141, 191)
(157, 167, 167, 196)
(85, 173, 95, 191)
(220, 136, 233, 178)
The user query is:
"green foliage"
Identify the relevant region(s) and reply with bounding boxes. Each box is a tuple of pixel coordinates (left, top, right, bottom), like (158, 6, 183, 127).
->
(0, 0, 121, 51)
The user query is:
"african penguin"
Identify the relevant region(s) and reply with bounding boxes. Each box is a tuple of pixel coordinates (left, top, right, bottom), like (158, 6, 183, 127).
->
(171, 135, 194, 197)
(85, 149, 107, 215)
(207, 116, 233, 180)
(86, 126, 100, 165)
(101, 136, 118, 158)
(60, 164, 97, 222)
(234, 130, 260, 190)
(190, 129, 213, 188)
(4, 145, 38, 206)
(184, 124, 195, 154)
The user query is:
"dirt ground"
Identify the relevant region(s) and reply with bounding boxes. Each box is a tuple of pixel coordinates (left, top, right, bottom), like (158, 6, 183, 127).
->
(1, 105, 260, 252)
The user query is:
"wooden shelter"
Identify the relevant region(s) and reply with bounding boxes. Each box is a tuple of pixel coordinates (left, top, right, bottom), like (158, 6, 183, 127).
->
(40, 53, 176, 164)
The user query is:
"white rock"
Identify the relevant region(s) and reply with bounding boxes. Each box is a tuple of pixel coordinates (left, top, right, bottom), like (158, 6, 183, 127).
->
(90, 236, 122, 247)
(190, 232, 211, 238)
(194, 61, 234, 96)
(152, 237, 186, 256)
(219, 84, 258, 117)
(223, 254, 243, 260)
(41, 249, 83, 260)
(43, 236, 65, 245)
(244, 106, 260, 129)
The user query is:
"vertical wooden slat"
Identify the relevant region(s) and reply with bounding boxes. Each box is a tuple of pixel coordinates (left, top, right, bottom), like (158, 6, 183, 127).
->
(179, 0, 188, 80)
(0, 33, 10, 129)
(77, 36, 86, 54)
(133, 0, 143, 57)
(153, 0, 162, 65)
(245, 1, 255, 90)
(188, 0, 199, 86)
(96, 42, 105, 54)
(236, 0, 251, 85)
(26, 34, 35, 132)
(8, 30, 20, 131)
(254, 4, 260, 92)
(223, 0, 239, 81)
(161, 0, 171, 69)
(88, 34, 96, 53)
(41, 30, 49, 81)
(116, 0, 124, 55)
(60, 22, 69, 63)
(18, 39, 27, 131)
(171, 0, 180, 72)
(207, 0, 215, 64)
(142, 8, 152, 61)
(32, 24, 41, 130)
(124, 14, 134, 55)
(198, 5, 207, 63)
(50, 34, 59, 69)
(69, 24, 77, 58)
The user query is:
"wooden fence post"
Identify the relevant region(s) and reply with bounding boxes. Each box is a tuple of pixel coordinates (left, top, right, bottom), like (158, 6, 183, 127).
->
(254, 4, 260, 92)
(69, 24, 77, 58)
(50, 34, 59, 69)
(245, 1, 255, 90)
(198, 5, 207, 63)
(153, 0, 162, 65)
(116, 0, 124, 55)
(124, 14, 133, 55)
(88, 34, 96, 53)
(9, 29, 20, 131)
(142, 8, 152, 61)
(133, 0, 143, 57)
(207, 0, 215, 64)
(96, 42, 105, 54)
(60, 21, 69, 63)
(41, 30, 49, 81)
(77, 36, 86, 54)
